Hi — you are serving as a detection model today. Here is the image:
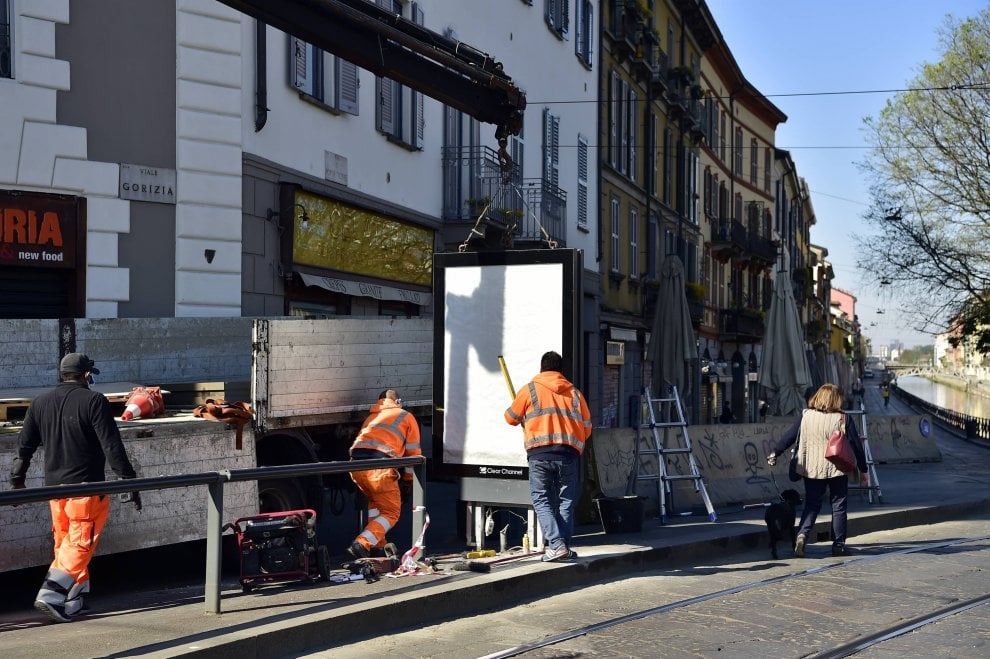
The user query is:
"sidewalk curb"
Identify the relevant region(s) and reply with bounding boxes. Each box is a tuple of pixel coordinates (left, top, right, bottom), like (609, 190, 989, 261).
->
(168, 498, 990, 658)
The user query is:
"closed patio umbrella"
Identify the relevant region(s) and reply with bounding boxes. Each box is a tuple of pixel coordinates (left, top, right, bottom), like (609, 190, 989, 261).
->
(649, 256, 696, 399)
(757, 272, 812, 416)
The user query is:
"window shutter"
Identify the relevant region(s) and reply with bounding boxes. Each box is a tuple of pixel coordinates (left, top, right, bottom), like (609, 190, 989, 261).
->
(377, 76, 394, 134)
(583, 2, 593, 63)
(628, 88, 637, 182)
(559, 0, 569, 36)
(289, 36, 310, 91)
(577, 134, 588, 227)
(543, 108, 560, 187)
(337, 59, 359, 115)
(574, 1, 583, 57)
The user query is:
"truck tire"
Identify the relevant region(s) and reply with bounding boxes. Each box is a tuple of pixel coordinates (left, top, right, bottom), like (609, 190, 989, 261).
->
(258, 478, 305, 513)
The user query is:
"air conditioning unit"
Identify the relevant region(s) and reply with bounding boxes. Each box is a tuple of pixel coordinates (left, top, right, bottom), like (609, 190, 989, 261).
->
(606, 341, 625, 365)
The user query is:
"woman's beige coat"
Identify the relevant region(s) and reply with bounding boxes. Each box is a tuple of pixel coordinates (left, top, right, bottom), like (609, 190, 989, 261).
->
(795, 408, 846, 480)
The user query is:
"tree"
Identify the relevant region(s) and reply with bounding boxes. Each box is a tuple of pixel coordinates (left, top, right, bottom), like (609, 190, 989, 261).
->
(858, 8, 990, 351)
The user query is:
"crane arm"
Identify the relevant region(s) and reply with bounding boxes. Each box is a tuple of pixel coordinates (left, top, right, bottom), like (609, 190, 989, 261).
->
(216, 0, 526, 142)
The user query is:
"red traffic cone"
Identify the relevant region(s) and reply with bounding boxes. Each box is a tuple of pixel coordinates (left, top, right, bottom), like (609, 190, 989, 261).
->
(121, 387, 164, 421)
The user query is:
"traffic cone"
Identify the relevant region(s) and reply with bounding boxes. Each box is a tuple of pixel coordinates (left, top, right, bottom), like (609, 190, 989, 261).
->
(120, 387, 164, 421)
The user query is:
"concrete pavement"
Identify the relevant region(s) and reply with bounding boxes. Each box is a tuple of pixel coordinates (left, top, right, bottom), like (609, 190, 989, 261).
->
(1, 389, 988, 659)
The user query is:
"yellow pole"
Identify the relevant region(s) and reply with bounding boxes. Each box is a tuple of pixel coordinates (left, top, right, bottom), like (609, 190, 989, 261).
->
(497, 355, 516, 399)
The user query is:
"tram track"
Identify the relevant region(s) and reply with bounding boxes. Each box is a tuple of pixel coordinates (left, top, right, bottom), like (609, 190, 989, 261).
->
(480, 534, 990, 659)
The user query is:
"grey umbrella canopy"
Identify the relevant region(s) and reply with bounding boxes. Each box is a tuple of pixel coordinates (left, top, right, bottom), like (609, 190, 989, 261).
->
(757, 271, 812, 416)
(649, 256, 696, 398)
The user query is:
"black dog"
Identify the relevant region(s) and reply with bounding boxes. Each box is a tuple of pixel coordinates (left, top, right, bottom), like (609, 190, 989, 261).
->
(764, 489, 802, 559)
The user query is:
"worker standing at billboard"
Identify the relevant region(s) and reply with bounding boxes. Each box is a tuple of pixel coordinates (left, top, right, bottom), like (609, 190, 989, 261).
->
(505, 351, 592, 562)
(347, 389, 420, 559)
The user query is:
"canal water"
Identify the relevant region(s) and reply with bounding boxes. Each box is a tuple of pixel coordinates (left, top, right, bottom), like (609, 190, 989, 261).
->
(897, 375, 990, 418)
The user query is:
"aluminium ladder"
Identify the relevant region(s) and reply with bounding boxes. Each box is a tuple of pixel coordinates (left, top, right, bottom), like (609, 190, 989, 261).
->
(638, 386, 717, 524)
(847, 404, 884, 504)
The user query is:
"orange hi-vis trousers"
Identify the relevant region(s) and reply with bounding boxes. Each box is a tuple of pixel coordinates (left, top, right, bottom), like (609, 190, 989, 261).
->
(36, 495, 111, 615)
(350, 466, 401, 551)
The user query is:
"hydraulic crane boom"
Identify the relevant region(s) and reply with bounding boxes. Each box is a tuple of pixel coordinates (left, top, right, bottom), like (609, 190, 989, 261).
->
(216, 0, 526, 165)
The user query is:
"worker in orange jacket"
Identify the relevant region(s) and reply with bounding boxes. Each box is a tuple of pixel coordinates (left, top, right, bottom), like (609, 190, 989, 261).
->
(505, 351, 592, 562)
(347, 389, 421, 559)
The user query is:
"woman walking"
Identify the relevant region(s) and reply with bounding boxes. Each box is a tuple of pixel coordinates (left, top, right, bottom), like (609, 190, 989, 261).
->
(767, 384, 867, 557)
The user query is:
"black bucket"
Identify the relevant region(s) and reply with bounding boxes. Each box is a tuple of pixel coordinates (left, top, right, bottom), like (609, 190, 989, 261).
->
(594, 496, 644, 534)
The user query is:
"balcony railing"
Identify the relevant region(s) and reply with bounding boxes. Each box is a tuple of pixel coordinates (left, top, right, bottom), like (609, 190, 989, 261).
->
(720, 308, 765, 341)
(442, 145, 522, 222)
(516, 178, 566, 246)
(709, 218, 747, 258)
(746, 233, 777, 266)
(440, 146, 564, 247)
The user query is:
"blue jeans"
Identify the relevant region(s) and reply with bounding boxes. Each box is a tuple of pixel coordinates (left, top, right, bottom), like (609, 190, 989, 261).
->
(528, 452, 581, 551)
(797, 475, 849, 545)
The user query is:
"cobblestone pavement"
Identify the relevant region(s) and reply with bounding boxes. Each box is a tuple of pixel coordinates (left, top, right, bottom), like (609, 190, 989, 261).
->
(316, 514, 990, 659)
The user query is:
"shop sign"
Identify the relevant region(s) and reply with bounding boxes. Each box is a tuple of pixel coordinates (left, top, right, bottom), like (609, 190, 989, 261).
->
(0, 190, 78, 268)
(119, 163, 177, 204)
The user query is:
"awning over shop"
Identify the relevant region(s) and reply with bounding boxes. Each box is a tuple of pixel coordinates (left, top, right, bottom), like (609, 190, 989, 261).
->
(299, 272, 432, 306)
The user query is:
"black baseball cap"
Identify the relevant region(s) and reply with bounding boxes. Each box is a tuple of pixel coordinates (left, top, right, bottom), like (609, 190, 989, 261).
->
(60, 353, 100, 375)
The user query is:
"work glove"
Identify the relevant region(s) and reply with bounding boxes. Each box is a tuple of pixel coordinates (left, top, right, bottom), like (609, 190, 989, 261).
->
(10, 457, 27, 489)
(766, 453, 777, 467)
(119, 490, 143, 511)
(399, 479, 413, 504)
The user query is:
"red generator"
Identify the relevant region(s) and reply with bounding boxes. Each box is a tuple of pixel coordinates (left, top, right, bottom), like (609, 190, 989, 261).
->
(224, 509, 331, 592)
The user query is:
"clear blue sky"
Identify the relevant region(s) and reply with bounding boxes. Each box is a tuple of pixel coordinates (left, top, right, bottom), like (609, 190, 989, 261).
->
(706, 0, 988, 351)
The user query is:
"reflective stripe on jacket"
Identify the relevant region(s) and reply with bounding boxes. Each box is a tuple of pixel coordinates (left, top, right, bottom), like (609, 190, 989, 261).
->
(350, 398, 421, 480)
(504, 371, 592, 455)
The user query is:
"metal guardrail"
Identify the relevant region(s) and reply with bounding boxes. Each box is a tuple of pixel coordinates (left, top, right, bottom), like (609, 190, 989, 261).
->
(0, 455, 427, 614)
(891, 383, 990, 441)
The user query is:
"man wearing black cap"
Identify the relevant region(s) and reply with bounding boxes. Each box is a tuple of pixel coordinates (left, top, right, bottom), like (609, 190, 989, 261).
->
(9, 353, 140, 623)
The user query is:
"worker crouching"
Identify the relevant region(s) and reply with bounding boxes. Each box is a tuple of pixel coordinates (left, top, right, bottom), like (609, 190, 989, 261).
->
(347, 389, 420, 559)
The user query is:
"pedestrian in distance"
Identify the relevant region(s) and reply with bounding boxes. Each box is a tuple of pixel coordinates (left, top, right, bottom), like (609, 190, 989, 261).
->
(8, 353, 142, 623)
(504, 351, 592, 562)
(882, 385, 890, 407)
(719, 403, 734, 424)
(347, 389, 421, 560)
(767, 383, 867, 557)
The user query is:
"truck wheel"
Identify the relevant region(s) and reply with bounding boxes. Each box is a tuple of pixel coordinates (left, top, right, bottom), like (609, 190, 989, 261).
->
(258, 478, 305, 513)
(318, 545, 332, 581)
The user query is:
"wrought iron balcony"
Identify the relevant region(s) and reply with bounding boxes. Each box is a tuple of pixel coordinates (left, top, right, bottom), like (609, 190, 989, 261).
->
(514, 178, 566, 247)
(719, 308, 765, 342)
(648, 51, 669, 96)
(709, 219, 747, 259)
(440, 145, 564, 247)
(745, 233, 777, 268)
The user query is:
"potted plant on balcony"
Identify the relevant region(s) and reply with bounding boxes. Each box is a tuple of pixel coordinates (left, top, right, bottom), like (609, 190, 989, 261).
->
(684, 281, 706, 303)
(465, 196, 491, 218)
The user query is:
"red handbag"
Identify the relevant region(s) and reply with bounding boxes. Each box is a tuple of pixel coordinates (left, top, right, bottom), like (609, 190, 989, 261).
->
(824, 413, 857, 473)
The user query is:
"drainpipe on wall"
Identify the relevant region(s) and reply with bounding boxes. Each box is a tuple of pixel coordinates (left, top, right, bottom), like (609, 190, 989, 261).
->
(255, 20, 269, 132)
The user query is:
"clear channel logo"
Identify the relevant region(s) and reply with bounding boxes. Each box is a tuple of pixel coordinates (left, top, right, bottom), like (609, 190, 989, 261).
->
(478, 466, 524, 476)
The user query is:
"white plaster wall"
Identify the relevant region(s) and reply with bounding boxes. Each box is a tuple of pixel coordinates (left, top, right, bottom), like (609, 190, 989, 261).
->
(174, 0, 244, 316)
(0, 0, 130, 317)
(239, 1, 599, 263)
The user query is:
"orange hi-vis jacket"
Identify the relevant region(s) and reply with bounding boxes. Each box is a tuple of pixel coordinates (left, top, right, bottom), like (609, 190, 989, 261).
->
(350, 398, 421, 481)
(504, 371, 592, 455)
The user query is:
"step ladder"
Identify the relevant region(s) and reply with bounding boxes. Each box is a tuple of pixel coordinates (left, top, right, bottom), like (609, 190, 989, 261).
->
(847, 405, 883, 503)
(638, 386, 717, 524)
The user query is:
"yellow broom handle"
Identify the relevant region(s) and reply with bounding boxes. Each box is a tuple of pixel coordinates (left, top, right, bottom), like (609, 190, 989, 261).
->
(497, 355, 516, 399)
